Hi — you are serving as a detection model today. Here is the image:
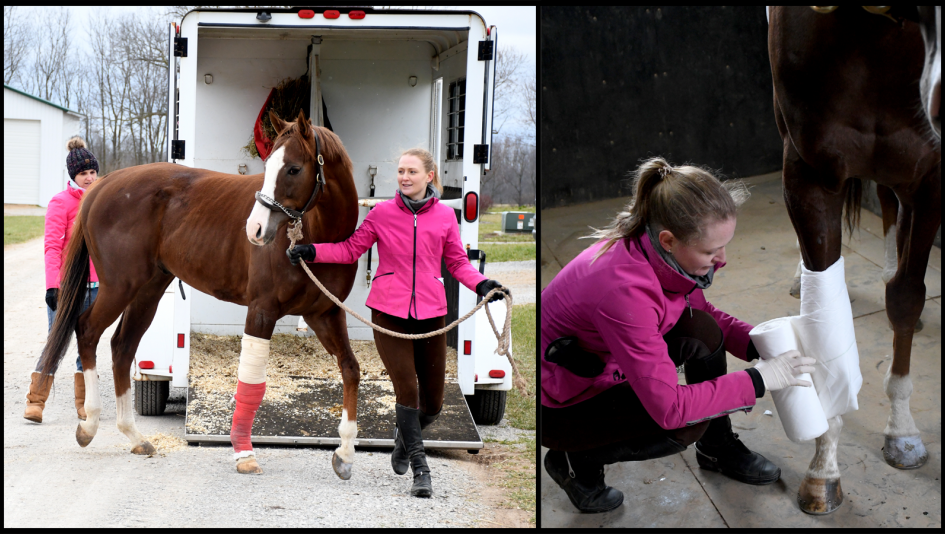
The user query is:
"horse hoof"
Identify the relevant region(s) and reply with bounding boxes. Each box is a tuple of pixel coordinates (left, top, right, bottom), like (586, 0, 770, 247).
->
(883, 435, 929, 469)
(797, 476, 843, 514)
(332, 451, 353, 480)
(75, 424, 94, 447)
(131, 441, 156, 455)
(789, 279, 801, 299)
(236, 457, 264, 475)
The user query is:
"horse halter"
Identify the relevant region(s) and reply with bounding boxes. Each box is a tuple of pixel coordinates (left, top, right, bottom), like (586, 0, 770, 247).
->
(255, 128, 327, 222)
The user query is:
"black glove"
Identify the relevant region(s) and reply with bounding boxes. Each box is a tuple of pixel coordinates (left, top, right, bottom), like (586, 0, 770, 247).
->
(45, 288, 59, 311)
(287, 244, 316, 265)
(476, 279, 509, 302)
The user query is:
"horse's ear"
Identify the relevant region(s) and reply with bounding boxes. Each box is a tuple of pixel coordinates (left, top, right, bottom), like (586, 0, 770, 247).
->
(269, 110, 289, 135)
(297, 109, 314, 140)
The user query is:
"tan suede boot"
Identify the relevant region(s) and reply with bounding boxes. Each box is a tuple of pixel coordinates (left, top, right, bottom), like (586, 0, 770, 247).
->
(24, 372, 54, 423)
(74, 372, 87, 420)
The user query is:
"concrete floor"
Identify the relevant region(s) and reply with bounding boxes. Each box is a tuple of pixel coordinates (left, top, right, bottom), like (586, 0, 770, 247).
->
(540, 171, 942, 528)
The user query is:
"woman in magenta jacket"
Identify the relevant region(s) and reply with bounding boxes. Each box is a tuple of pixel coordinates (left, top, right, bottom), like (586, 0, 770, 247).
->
(288, 147, 509, 498)
(24, 137, 101, 424)
(541, 157, 815, 513)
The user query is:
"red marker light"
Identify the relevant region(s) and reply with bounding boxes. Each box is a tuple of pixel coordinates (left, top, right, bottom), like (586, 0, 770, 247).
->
(178, 333, 185, 348)
(348, 10, 365, 19)
(169, 365, 173, 374)
(139, 361, 155, 369)
(464, 192, 479, 223)
(489, 370, 505, 378)
(464, 340, 471, 355)
(324, 10, 340, 19)
(298, 9, 315, 19)
(475, 374, 478, 382)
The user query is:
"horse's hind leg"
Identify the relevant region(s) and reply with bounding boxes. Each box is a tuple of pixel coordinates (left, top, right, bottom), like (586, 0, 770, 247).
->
(109, 273, 174, 455)
(877, 183, 924, 332)
(74, 283, 137, 448)
(305, 306, 360, 480)
(881, 176, 938, 469)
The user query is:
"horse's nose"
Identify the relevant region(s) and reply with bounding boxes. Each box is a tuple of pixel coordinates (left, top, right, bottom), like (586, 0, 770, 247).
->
(255, 224, 263, 240)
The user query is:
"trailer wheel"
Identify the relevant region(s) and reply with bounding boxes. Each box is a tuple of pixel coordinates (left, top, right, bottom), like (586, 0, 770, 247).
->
(466, 390, 506, 425)
(135, 380, 169, 416)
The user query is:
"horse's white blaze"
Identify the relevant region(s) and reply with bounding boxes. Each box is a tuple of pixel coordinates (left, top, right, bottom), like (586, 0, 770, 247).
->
(806, 415, 842, 479)
(882, 224, 898, 284)
(245, 146, 286, 245)
(79, 369, 101, 438)
(335, 408, 358, 464)
(883, 366, 920, 438)
(115, 388, 147, 445)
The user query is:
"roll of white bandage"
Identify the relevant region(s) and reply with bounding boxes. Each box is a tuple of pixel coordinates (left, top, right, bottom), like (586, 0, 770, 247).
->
(238, 333, 270, 384)
(750, 317, 829, 442)
(796, 256, 862, 420)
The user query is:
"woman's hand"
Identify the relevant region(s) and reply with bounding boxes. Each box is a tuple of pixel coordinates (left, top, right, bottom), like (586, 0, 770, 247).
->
(286, 244, 316, 265)
(751, 350, 816, 392)
(45, 288, 58, 311)
(476, 279, 510, 302)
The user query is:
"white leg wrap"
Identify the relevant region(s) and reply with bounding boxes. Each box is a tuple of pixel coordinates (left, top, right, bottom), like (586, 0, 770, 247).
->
(883, 366, 920, 437)
(79, 369, 101, 437)
(115, 389, 146, 445)
(238, 333, 270, 384)
(233, 449, 257, 461)
(882, 226, 898, 284)
(334, 409, 358, 464)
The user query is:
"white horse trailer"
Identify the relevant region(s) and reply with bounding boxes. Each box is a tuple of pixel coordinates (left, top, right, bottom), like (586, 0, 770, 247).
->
(132, 7, 510, 449)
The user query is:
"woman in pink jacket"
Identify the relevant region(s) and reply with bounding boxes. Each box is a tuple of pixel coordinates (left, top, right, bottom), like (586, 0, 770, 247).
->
(24, 137, 101, 424)
(288, 148, 509, 498)
(541, 157, 815, 513)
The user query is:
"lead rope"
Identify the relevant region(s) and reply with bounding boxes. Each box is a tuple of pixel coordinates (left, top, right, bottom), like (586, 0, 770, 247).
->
(287, 220, 528, 395)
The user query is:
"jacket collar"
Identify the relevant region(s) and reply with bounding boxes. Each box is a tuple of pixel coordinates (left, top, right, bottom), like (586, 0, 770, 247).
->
(394, 188, 438, 214)
(67, 179, 85, 199)
(634, 233, 725, 295)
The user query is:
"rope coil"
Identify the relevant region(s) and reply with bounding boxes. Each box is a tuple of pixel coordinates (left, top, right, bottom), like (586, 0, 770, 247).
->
(287, 220, 528, 395)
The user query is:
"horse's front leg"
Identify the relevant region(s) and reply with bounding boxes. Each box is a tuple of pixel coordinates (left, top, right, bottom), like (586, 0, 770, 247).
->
(881, 179, 938, 469)
(231, 304, 277, 474)
(798, 415, 844, 514)
(305, 306, 360, 480)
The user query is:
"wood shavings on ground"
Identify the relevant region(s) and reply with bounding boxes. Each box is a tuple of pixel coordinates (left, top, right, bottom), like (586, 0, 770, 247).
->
(146, 432, 189, 452)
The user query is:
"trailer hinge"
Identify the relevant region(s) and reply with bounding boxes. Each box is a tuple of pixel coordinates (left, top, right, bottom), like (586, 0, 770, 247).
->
(171, 140, 185, 160)
(174, 37, 188, 57)
(477, 40, 494, 61)
(473, 144, 489, 164)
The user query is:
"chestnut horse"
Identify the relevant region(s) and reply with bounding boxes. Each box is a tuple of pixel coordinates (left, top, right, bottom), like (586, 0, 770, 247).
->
(38, 110, 363, 479)
(769, 6, 941, 514)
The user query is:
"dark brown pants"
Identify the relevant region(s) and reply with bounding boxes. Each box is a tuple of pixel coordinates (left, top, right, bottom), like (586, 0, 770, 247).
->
(541, 308, 723, 452)
(371, 310, 446, 415)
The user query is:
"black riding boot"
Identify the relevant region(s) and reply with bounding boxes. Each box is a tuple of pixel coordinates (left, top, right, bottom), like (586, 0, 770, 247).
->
(543, 449, 623, 513)
(394, 403, 433, 497)
(684, 341, 781, 485)
(391, 407, 440, 475)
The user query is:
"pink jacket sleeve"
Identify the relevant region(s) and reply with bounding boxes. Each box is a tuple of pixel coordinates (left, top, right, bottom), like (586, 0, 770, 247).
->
(44, 195, 67, 289)
(689, 290, 754, 362)
(594, 283, 756, 430)
(443, 215, 488, 292)
(310, 212, 378, 264)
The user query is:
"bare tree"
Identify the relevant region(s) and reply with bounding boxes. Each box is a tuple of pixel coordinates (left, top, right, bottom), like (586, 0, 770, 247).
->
(492, 47, 527, 135)
(28, 7, 72, 102)
(4, 6, 34, 86)
(523, 78, 536, 133)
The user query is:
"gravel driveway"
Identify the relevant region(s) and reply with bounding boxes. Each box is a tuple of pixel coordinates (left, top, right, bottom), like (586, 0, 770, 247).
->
(3, 237, 531, 527)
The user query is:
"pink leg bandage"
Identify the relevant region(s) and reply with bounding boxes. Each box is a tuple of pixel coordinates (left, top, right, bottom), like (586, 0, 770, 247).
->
(231, 380, 266, 457)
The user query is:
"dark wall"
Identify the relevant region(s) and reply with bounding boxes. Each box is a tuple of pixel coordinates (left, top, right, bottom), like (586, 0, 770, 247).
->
(541, 6, 783, 207)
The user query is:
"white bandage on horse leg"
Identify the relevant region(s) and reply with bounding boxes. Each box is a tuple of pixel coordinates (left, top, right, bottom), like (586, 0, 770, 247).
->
(334, 408, 358, 464)
(238, 333, 270, 384)
(883, 366, 920, 437)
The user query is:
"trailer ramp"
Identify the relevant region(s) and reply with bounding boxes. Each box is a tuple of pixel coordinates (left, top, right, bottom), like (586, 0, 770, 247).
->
(184, 378, 482, 450)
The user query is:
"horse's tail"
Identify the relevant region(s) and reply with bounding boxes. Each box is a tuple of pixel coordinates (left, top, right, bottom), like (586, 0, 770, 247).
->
(842, 177, 863, 237)
(38, 211, 91, 377)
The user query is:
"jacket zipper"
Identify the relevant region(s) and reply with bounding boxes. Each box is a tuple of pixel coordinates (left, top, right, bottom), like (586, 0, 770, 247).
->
(410, 212, 418, 318)
(685, 294, 692, 318)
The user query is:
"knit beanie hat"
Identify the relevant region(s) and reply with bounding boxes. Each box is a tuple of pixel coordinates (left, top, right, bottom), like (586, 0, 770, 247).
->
(66, 137, 99, 180)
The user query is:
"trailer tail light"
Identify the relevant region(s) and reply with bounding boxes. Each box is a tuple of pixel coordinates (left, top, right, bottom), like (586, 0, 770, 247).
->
(464, 192, 478, 223)
(298, 9, 314, 19)
(324, 10, 340, 19)
(348, 10, 365, 19)
(169, 365, 173, 374)
(475, 374, 478, 382)
(139, 361, 155, 369)
(464, 340, 471, 355)
(489, 370, 505, 378)
(178, 333, 185, 348)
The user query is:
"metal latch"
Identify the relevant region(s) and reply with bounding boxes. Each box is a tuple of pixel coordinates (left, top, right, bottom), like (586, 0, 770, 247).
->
(174, 37, 187, 57)
(171, 140, 185, 160)
(478, 40, 494, 61)
(473, 144, 489, 164)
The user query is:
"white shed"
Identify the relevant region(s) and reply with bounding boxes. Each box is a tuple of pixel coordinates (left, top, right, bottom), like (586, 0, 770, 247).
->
(3, 84, 83, 207)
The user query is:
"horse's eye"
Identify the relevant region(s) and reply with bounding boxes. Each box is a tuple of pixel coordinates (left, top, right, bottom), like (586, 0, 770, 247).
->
(287, 167, 300, 176)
